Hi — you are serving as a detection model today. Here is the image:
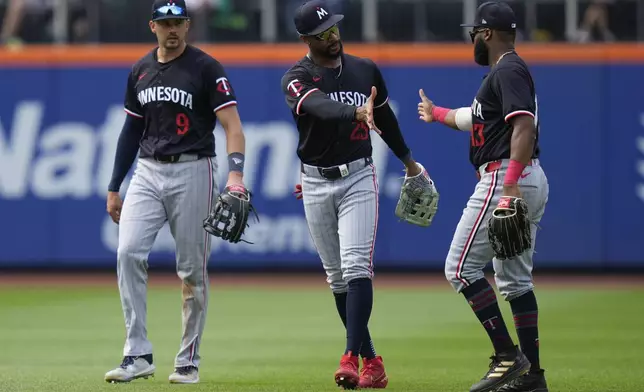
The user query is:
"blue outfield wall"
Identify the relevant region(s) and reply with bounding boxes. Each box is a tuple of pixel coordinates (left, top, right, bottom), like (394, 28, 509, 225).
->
(0, 63, 642, 270)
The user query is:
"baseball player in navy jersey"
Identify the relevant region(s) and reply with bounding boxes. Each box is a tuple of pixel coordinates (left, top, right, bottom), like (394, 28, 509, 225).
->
(104, 0, 248, 384)
(417, 2, 549, 392)
(282, 1, 438, 389)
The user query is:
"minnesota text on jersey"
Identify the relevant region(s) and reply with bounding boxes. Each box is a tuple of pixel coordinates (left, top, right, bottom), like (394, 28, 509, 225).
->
(105, 0, 248, 385)
(281, 1, 435, 389)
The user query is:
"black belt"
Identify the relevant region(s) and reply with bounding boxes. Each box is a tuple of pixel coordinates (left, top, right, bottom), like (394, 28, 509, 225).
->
(153, 153, 204, 163)
(305, 157, 373, 180)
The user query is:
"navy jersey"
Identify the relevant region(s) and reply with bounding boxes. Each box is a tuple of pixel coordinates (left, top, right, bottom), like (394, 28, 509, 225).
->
(280, 53, 389, 167)
(124, 45, 237, 158)
(469, 52, 540, 168)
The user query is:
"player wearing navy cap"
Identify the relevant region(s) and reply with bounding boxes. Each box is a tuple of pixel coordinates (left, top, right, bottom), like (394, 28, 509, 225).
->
(104, 0, 248, 384)
(282, 0, 438, 389)
(417, 2, 549, 392)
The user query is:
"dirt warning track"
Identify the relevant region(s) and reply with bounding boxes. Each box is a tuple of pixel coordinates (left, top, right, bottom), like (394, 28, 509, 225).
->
(0, 271, 642, 290)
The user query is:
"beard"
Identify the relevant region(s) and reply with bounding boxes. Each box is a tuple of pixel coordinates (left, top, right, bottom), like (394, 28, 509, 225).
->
(164, 36, 181, 50)
(316, 40, 342, 60)
(474, 38, 489, 66)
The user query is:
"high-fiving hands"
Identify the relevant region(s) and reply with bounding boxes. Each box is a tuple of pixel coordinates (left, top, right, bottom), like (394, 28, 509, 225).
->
(355, 86, 382, 135)
(418, 89, 436, 123)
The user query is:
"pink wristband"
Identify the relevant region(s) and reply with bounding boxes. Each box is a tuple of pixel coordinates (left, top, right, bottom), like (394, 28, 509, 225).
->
(504, 159, 526, 185)
(431, 106, 450, 123)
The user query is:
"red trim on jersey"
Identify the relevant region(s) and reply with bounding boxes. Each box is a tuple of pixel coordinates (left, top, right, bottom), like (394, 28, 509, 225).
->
(504, 110, 534, 123)
(124, 108, 143, 118)
(213, 101, 238, 113)
(455, 169, 498, 286)
(368, 164, 379, 276)
(295, 88, 319, 115)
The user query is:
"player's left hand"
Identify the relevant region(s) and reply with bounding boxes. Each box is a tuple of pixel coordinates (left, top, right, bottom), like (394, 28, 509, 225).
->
(226, 171, 245, 188)
(404, 161, 422, 177)
(203, 182, 258, 244)
(502, 184, 522, 199)
(395, 162, 439, 227)
(487, 195, 532, 260)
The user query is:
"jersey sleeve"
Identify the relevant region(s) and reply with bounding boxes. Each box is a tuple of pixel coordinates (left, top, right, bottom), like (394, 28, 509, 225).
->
(204, 59, 238, 113)
(281, 67, 320, 116)
(281, 66, 356, 121)
(371, 62, 390, 109)
(123, 69, 143, 118)
(493, 66, 536, 123)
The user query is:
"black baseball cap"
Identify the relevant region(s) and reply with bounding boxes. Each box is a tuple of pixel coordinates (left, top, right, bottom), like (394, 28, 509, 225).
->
(294, 0, 344, 36)
(151, 0, 189, 21)
(461, 1, 517, 31)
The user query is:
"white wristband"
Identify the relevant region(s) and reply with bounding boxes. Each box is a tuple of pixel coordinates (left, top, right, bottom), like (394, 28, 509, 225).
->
(454, 107, 472, 132)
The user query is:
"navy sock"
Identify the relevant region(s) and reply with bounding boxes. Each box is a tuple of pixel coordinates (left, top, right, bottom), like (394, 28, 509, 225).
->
(510, 291, 540, 371)
(462, 278, 515, 354)
(344, 278, 373, 357)
(334, 292, 377, 359)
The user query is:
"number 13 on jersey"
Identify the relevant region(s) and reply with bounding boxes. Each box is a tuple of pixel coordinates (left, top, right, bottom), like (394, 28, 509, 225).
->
(470, 95, 539, 148)
(471, 123, 484, 147)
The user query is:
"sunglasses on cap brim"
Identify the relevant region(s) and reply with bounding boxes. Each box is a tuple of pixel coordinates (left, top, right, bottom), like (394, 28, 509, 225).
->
(152, 4, 188, 20)
(312, 24, 339, 41)
(468, 26, 490, 43)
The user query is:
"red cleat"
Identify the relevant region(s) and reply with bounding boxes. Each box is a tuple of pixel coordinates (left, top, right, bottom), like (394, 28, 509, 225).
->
(359, 356, 389, 389)
(334, 352, 360, 390)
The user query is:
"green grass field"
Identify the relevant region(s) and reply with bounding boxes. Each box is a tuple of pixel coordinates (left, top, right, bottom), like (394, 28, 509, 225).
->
(0, 273, 642, 392)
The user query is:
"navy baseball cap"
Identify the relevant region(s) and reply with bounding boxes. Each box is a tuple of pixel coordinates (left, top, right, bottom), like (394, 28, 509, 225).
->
(294, 0, 344, 36)
(461, 1, 517, 31)
(151, 0, 189, 21)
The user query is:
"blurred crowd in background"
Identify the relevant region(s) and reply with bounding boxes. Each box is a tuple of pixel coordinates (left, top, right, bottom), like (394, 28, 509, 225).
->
(0, 0, 639, 45)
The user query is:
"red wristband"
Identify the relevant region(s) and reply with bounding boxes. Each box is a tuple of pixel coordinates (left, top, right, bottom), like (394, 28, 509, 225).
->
(431, 106, 450, 123)
(504, 159, 526, 185)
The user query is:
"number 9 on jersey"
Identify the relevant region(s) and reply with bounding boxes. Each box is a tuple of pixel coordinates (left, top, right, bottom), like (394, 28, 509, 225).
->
(176, 113, 190, 135)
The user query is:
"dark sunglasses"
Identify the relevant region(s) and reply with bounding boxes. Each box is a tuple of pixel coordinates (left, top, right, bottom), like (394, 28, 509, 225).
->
(152, 4, 187, 20)
(313, 25, 339, 41)
(469, 27, 489, 43)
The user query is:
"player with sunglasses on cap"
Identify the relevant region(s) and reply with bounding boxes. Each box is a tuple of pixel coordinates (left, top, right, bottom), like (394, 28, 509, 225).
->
(282, 0, 439, 389)
(104, 0, 248, 384)
(417, 2, 549, 392)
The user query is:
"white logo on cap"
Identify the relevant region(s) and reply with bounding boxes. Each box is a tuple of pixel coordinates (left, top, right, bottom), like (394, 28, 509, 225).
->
(316, 7, 328, 20)
(481, 19, 487, 24)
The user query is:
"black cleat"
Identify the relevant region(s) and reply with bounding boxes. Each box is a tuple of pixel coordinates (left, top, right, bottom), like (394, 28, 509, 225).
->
(469, 346, 531, 392)
(495, 369, 549, 392)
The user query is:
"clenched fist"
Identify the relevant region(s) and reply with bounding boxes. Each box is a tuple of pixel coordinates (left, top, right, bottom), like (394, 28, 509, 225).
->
(293, 184, 303, 200)
(107, 191, 123, 224)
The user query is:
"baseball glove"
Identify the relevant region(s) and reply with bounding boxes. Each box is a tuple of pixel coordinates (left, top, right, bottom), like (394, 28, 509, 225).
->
(487, 196, 532, 260)
(394, 162, 439, 227)
(203, 184, 258, 244)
